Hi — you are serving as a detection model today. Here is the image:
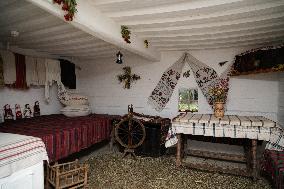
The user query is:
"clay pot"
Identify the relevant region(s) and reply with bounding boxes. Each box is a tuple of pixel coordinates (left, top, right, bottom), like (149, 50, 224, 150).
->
(214, 101, 225, 118)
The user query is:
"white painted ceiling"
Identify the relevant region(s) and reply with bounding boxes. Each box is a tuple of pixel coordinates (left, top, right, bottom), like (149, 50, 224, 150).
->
(1, 0, 284, 60)
(0, 0, 125, 59)
(91, 0, 284, 51)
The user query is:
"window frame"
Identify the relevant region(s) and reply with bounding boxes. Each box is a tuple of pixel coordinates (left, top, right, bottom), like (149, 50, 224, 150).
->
(178, 88, 199, 113)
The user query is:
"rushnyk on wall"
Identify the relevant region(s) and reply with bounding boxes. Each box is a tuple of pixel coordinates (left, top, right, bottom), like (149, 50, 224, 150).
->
(76, 47, 280, 124)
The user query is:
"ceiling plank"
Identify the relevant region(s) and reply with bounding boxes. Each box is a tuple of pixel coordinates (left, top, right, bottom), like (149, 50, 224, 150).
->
(132, 12, 284, 33)
(121, 2, 284, 28)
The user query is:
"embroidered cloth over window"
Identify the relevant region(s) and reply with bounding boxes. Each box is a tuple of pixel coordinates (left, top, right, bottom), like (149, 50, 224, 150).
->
(148, 52, 231, 112)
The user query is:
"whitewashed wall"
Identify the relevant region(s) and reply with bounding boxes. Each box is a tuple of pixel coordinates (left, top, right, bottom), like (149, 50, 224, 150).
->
(76, 47, 279, 121)
(0, 85, 63, 122)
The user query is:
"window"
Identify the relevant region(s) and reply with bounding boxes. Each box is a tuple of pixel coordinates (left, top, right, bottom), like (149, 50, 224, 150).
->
(178, 88, 198, 112)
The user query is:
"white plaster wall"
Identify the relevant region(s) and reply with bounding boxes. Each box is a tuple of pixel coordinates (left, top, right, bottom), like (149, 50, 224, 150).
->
(0, 84, 63, 122)
(76, 47, 279, 121)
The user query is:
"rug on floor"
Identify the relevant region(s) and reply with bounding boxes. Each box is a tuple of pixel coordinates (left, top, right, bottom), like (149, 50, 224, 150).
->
(85, 153, 271, 189)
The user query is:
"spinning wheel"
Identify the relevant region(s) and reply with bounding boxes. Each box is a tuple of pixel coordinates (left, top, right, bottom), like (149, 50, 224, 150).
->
(115, 105, 146, 158)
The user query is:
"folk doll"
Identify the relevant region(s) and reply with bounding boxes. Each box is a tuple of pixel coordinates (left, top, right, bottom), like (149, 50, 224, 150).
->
(15, 104, 22, 120)
(3, 104, 13, 121)
(33, 101, 40, 117)
(23, 104, 32, 118)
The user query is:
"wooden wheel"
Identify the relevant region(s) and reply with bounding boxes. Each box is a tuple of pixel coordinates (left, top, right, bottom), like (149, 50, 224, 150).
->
(115, 116, 146, 149)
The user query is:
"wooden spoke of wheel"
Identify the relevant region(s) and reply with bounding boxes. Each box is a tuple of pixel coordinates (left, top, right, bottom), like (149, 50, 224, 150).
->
(115, 117, 146, 149)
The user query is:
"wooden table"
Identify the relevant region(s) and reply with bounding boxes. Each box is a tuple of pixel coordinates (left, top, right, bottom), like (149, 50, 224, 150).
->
(172, 113, 283, 180)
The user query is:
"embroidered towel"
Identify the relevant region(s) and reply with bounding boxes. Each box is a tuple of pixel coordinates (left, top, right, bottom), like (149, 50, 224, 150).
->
(0, 54, 4, 87)
(45, 59, 61, 102)
(14, 53, 27, 89)
(25, 56, 38, 86)
(0, 50, 16, 85)
(148, 53, 186, 112)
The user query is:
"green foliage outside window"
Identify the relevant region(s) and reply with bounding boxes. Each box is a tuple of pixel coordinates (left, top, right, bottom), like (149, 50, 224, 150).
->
(178, 88, 198, 112)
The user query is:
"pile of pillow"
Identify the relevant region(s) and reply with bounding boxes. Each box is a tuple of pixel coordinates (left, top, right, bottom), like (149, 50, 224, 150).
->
(60, 94, 91, 117)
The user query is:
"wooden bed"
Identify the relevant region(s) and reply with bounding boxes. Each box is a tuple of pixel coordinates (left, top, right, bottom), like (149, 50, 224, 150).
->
(0, 114, 114, 162)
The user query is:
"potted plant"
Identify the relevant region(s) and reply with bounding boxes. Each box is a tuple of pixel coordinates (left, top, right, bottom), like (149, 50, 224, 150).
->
(209, 86, 227, 118)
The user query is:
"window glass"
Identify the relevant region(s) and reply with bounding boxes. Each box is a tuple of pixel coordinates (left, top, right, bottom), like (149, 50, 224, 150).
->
(178, 88, 198, 112)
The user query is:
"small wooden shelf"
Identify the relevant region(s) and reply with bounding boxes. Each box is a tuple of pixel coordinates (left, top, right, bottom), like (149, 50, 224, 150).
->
(230, 68, 284, 77)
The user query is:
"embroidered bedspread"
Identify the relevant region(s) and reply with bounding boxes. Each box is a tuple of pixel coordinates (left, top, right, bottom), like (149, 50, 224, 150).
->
(0, 133, 48, 178)
(0, 114, 113, 162)
(171, 113, 284, 151)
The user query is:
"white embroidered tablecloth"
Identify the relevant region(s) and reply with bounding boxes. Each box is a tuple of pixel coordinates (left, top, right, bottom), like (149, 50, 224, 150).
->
(169, 113, 284, 151)
(0, 132, 48, 178)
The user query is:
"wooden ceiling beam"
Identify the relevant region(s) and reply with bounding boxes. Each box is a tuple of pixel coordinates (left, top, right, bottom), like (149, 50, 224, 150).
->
(27, 0, 161, 62)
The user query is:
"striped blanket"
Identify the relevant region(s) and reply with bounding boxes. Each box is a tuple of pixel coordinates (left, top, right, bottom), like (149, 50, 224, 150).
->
(0, 133, 48, 178)
(170, 113, 284, 151)
(0, 114, 114, 162)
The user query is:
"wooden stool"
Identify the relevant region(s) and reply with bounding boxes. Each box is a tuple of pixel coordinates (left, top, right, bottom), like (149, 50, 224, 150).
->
(46, 159, 89, 189)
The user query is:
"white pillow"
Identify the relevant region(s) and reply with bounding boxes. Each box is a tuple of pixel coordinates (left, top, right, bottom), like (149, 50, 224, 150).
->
(61, 105, 91, 117)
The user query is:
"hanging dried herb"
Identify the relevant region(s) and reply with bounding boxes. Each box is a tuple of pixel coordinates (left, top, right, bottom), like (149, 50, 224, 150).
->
(121, 26, 131, 44)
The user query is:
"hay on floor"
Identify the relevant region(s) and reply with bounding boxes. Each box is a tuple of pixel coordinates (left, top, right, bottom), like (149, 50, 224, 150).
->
(85, 153, 271, 189)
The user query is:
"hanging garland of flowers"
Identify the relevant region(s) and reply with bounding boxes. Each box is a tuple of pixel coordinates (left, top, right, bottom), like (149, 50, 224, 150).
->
(121, 26, 131, 44)
(144, 40, 149, 48)
(53, 0, 77, 21)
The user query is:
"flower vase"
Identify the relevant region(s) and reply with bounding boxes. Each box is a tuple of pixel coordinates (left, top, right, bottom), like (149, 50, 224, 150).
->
(214, 101, 225, 118)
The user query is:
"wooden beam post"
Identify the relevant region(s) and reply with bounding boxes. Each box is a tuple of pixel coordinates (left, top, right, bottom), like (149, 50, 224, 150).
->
(176, 133, 182, 167)
(251, 139, 258, 180)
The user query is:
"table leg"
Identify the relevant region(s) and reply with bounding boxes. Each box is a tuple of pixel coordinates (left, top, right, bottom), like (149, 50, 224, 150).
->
(176, 133, 182, 167)
(251, 139, 258, 180)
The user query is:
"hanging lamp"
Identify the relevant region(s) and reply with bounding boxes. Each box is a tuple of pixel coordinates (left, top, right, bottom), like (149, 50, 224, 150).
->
(116, 51, 123, 64)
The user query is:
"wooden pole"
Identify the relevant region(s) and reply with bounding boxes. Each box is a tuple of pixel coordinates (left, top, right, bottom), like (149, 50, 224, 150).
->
(176, 133, 182, 167)
(251, 139, 258, 180)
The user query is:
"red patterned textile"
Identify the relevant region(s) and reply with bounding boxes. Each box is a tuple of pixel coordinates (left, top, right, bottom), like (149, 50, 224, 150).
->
(262, 150, 284, 189)
(0, 114, 113, 162)
(14, 53, 27, 89)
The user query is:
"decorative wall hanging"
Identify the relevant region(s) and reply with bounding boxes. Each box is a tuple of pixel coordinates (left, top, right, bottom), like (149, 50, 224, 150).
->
(14, 53, 28, 89)
(144, 40, 149, 48)
(3, 104, 13, 121)
(148, 54, 186, 112)
(45, 59, 61, 102)
(0, 50, 16, 85)
(0, 54, 4, 87)
(116, 51, 123, 64)
(23, 104, 32, 118)
(53, 0, 77, 21)
(148, 52, 232, 112)
(15, 104, 22, 120)
(33, 101, 41, 117)
(121, 26, 131, 43)
(117, 66, 141, 89)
